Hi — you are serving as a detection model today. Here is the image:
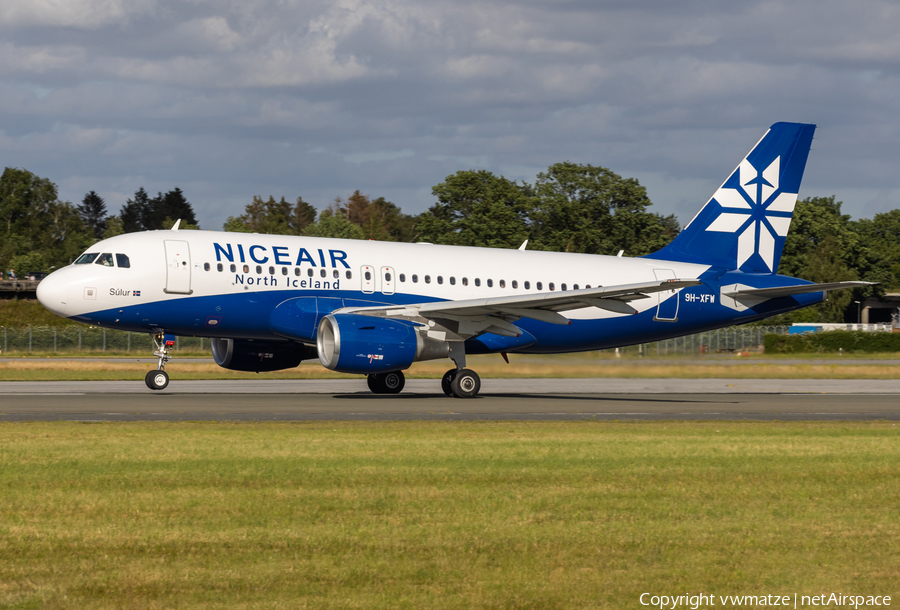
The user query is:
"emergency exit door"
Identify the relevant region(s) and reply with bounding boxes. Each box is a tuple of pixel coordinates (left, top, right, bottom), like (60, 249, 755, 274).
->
(164, 240, 192, 294)
(381, 266, 395, 295)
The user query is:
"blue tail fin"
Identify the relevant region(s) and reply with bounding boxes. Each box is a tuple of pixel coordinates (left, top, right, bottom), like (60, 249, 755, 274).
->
(646, 122, 816, 273)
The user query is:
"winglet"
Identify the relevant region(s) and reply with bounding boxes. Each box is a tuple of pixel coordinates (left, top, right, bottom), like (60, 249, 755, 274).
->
(518, 240, 528, 251)
(171, 219, 181, 231)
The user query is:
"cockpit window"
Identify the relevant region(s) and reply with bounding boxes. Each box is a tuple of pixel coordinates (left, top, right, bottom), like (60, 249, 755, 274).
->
(95, 253, 114, 267)
(75, 253, 99, 265)
(116, 254, 130, 268)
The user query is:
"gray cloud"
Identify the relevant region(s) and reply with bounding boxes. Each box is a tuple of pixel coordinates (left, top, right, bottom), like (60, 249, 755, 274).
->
(1, 0, 899, 230)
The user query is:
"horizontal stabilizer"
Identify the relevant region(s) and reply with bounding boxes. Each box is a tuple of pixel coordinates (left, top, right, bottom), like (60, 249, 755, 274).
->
(723, 281, 874, 300)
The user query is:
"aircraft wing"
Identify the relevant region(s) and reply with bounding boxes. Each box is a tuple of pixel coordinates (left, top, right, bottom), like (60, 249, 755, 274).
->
(336, 278, 701, 339)
(722, 281, 874, 300)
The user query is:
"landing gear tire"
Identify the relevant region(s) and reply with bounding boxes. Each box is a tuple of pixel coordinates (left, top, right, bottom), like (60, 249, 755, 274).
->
(368, 371, 405, 394)
(441, 369, 457, 397)
(450, 368, 480, 399)
(145, 369, 169, 391)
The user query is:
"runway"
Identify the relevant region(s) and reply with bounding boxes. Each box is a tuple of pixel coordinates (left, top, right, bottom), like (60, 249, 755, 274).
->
(1, 379, 898, 421)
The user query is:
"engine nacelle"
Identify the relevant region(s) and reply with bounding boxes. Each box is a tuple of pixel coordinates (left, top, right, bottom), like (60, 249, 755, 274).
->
(317, 313, 447, 374)
(211, 338, 316, 372)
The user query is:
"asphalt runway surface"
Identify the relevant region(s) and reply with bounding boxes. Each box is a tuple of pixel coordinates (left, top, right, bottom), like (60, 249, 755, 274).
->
(2, 379, 899, 421)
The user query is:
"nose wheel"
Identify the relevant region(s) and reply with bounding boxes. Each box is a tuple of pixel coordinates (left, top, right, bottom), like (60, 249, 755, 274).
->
(145, 370, 169, 390)
(146, 331, 174, 391)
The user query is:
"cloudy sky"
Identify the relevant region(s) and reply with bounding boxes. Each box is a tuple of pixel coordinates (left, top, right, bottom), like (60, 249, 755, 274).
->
(2, 0, 899, 230)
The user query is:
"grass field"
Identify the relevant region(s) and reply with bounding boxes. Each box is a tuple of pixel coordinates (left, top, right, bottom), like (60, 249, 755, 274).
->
(3, 352, 900, 381)
(0, 421, 897, 609)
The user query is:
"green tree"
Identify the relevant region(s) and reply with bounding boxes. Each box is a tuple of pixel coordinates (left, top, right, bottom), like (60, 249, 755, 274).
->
(0, 168, 92, 272)
(853, 209, 900, 292)
(529, 162, 677, 256)
(119, 187, 199, 232)
(308, 208, 365, 240)
(103, 216, 125, 239)
(78, 191, 107, 239)
(336, 191, 415, 241)
(120, 188, 150, 233)
(224, 196, 318, 235)
(416, 170, 531, 248)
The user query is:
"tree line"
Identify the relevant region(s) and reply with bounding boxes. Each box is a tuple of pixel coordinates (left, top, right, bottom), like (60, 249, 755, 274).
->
(2, 164, 898, 323)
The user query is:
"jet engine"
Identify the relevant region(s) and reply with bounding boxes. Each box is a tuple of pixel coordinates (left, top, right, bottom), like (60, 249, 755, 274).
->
(211, 338, 317, 372)
(316, 313, 448, 374)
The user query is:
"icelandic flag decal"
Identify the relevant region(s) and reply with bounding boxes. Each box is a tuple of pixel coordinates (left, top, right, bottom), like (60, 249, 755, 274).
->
(134, 290, 141, 296)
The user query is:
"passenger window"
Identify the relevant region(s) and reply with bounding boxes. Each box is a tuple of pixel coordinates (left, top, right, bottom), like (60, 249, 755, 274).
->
(256, 265, 262, 274)
(75, 253, 99, 264)
(385, 272, 392, 282)
(573, 284, 578, 290)
(268, 266, 275, 275)
(537, 282, 543, 290)
(487, 279, 493, 287)
(412, 274, 418, 283)
(320, 269, 326, 278)
(475, 278, 481, 287)
(346, 270, 352, 279)
(283, 267, 289, 276)
(230, 264, 236, 273)
(425, 275, 431, 284)
(561, 283, 567, 291)
(399, 274, 406, 282)
(549, 282, 555, 291)
(307, 268, 313, 277)
(204, 263, 210, 271)
(499, 280, 505, 288)
(365, 271, 372, 280)
(243, 265, 249, 273)
(449, 277, 455, 285)
(524, 281, 530, 289)
(462, 277, 468, 286)
(295, 267, 301, 276)
(333, 269, 339, 279)
(585, 284, 590, 289)
(437, 276, 443, 285)
(116, 254, 131, 268)
(512, 280, 518, 289)
(217, 263, 223, 272)
(95, 253, 114, 267)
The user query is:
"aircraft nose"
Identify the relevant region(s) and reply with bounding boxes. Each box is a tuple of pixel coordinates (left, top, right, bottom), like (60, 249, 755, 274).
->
(36, 268, 71, 317)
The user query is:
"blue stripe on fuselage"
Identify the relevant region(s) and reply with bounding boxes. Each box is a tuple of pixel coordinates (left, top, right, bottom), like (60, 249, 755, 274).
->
(71, 281, 824, 353)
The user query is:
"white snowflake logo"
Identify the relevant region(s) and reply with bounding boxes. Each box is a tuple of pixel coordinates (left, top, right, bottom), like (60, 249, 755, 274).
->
(704, 156, 798, 271)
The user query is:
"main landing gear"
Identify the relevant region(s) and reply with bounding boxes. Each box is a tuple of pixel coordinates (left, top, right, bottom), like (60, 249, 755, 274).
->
(367, 371, 405, 394)
(145, 331, 173, 391)
(365, 342, 483, 398)
(442, 341, 481, 399)
(441, 368, 481, 399)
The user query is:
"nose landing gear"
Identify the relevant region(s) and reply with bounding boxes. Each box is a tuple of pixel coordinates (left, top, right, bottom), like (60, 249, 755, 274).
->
(146, 331, 173, 391)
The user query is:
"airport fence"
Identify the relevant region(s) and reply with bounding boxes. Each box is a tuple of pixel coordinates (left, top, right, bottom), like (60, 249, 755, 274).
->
(0, 326, 210, 354)
(0, 324, 789, 356)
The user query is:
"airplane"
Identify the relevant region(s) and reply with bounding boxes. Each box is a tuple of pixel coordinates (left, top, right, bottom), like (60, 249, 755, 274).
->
(36, 122, 871, 397)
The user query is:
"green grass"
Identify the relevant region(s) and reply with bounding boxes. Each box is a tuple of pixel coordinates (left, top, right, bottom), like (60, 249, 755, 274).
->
(0, 421, 898, 609)
(7, 354, 900, 381)
(0, 300, 69, 327)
